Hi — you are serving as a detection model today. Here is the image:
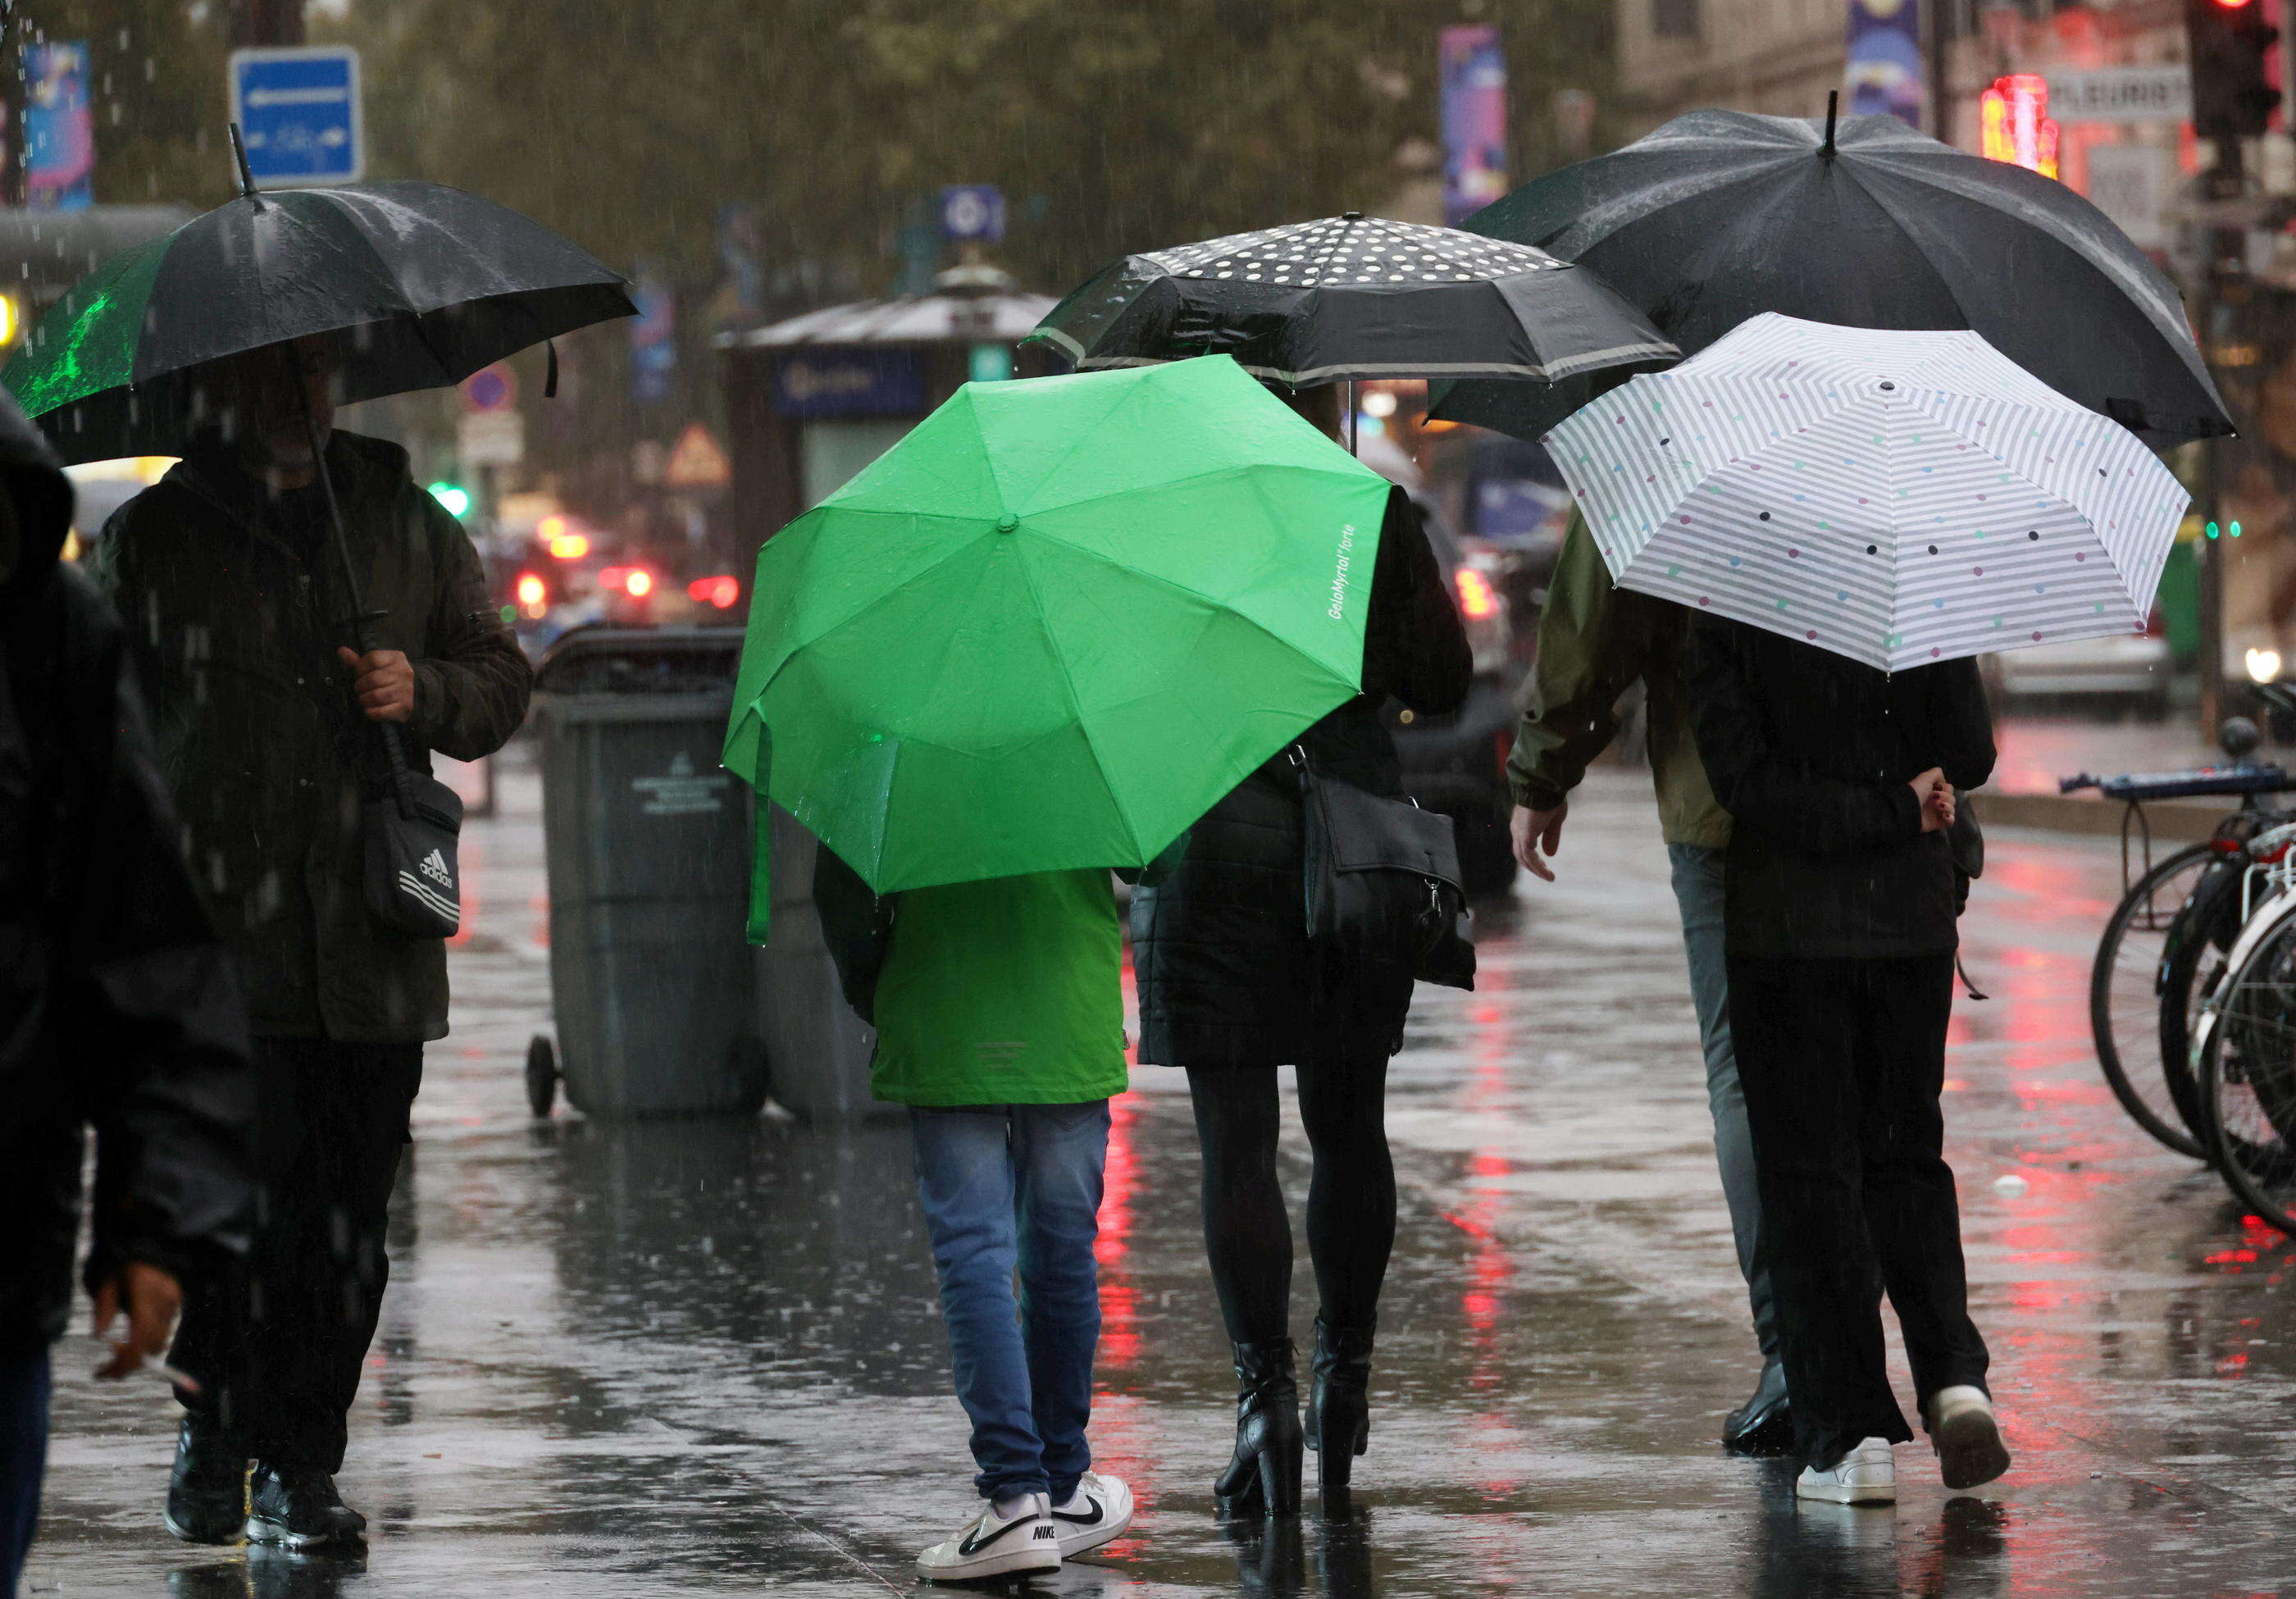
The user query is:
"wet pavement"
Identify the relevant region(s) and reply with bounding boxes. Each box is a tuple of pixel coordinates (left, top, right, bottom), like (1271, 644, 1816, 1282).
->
(25, 749, 2296, 1597)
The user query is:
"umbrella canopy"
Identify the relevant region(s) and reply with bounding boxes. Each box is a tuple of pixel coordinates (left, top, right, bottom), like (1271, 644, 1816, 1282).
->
(1545, 313, 2190, 673)
(1432, 108, 2232, 447)
(2, 179, 634, 462)
(724, 355, 1392, 896)
(1026, 212, 1676, 388)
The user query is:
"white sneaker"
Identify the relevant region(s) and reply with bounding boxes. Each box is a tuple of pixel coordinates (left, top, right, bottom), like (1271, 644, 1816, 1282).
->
(1795, 1437, 1897, 1505)
(916, 1494, 1062, 1583)
(1048, 1471, 1133, 1559)
(1926, 1385, 2011, 1491)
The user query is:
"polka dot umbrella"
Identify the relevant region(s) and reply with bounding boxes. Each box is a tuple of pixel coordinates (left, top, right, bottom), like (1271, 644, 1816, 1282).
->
(1545, 313, 2190, 673)
(1025, 212, 1677, 399)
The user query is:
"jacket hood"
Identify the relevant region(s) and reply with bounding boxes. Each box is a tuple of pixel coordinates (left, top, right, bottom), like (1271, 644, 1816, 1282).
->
(0, 388, 76, 599)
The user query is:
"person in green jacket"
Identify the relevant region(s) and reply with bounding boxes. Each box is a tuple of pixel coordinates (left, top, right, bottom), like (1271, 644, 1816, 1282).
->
(815, 853, 1135, 1583)
(1506, 514, 1788, 1454)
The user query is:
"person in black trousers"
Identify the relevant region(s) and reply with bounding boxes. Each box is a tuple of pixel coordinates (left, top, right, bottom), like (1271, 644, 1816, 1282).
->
(1687, 613, 2010, 1505)
(1130, 384, 1471, 1514)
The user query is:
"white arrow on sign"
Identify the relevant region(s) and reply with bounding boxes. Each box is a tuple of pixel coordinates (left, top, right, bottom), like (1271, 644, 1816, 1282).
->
(246, 86, 349, 108)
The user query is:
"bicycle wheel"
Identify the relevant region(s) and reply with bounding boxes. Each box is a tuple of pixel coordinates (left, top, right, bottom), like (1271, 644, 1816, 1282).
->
(2154, 854, 2250, 1149)
(2198, 907, 2296, 1238)
(2091, 842, 2215, 1158)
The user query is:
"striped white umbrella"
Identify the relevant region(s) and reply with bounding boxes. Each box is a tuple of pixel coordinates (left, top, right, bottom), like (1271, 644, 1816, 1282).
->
(1544, 313, 2191, 672)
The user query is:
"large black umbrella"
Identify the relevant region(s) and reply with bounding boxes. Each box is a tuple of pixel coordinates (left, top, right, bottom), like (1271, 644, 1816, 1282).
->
(1430, 106, 2233, 446)
(2, 146, 635, 463)
(1026, 212, 1678, 400)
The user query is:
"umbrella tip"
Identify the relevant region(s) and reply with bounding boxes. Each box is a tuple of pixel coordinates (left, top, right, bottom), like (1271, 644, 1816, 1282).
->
(228, 121, 260, 200)
(1821, 90, 1839, 157)
(1342, 210, 1364, 221)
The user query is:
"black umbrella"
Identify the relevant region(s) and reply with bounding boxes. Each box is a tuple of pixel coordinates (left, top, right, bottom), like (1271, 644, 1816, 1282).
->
(1429, 102, 2233, 446)
(3, 131, 635, 464)
(1026, 212, 1678, 419)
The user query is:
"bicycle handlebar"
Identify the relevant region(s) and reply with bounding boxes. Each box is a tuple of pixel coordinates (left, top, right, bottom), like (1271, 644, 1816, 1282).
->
(2056, 764, 2294, 801)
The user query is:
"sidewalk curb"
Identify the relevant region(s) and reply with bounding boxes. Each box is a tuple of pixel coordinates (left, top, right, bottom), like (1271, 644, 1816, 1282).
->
(1981, 791, 2226, 843)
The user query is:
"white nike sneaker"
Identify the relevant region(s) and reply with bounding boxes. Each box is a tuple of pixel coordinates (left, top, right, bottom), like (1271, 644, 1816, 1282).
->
(916, 1493, 1062, 1583)
(1795, 1437, 1897, 1505)
(1926, 1385, 2011, 1491)
(1048, 1471, 1134, 1559)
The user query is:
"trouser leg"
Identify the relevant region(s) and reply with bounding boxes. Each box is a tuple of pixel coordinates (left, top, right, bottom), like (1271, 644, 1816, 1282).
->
(1729, 958, 1911, 1469)
(1668, 843, 1778, 1363)
(175, 1039, 421, 1473)
(1856, 957, 1992, 1408)
(1187, 1067, 1292, 1346)
(1012, 1101, 1110, 1504)
(0, 1346, 50, 1598)
(1295, 1048, 1395, 1333)
(912, 1108, 1047, 1502)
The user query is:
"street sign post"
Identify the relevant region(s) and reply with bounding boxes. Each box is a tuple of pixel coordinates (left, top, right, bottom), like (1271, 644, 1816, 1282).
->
(228, 47, 362, 186)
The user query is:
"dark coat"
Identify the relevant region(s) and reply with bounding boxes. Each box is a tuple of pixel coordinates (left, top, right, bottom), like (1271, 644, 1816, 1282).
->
(1686, 615, 1997, 960)
(92, 433, 534, 1042)
(1, 399, 255, 1353)
(1132, 489, 1473, 1068)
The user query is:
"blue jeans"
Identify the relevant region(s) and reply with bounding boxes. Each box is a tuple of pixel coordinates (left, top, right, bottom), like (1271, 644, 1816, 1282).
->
(0, 1347, 49, 1599)
(911, 1101, 1109, 1503)
(1668, 843, 1780, 1364)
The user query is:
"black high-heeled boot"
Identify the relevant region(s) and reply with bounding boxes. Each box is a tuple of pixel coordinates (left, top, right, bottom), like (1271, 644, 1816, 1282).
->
(1214, 1338, 1304, 1517)
(1304, 1317, 1374, 1489)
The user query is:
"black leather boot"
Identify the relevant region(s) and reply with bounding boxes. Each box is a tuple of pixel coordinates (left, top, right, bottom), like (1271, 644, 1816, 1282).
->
(164, 1415, 248, 1545)
(1722, 1359, 1794, 1456)
(1214, 1338, 1303, 1517)
(246, 1465, 367, 1549)
(1303, 1317, 1374, 1489)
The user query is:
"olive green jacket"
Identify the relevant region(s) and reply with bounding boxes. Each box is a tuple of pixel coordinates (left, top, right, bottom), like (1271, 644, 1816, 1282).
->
(1506, 516, 1730, 850)
(92, 432, 533, 1043)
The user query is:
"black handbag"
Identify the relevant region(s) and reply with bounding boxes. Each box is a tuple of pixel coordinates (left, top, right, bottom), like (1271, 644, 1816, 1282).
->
(1296, 749, 1475, 990)
(363, 758, 464, 940)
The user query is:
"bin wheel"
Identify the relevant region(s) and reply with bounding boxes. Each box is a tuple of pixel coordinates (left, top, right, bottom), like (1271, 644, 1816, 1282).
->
(525, 1035, 558, 1118)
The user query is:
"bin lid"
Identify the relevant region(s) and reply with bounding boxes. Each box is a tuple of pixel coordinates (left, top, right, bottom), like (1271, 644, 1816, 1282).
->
(534, 626, 743, 695)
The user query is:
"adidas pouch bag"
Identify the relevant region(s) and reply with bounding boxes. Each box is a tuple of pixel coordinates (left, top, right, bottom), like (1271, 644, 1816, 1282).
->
(364, 768, 464, 939)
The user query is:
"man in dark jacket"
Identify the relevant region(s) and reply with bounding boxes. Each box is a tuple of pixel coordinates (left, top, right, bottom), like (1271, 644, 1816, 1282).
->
(0, 394, 254, 1594)
(1688, 613, 2008, 1502)
(91, 339, 534, 1549)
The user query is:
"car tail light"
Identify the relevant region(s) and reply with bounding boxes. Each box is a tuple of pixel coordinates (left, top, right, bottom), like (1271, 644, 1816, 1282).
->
(1455, 567, 1500, 620)
(514, 572, 546, 617)
(624, 568, 654, 598)
(687, 575, 740, 608)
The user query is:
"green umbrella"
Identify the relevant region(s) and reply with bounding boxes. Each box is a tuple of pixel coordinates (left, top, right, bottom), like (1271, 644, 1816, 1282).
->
(725, 354, 1391, 928)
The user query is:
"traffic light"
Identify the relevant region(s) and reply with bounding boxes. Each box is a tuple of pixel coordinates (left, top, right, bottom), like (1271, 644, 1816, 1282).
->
(2188, 0, 2281, 140)
(426, 479, 472, 518)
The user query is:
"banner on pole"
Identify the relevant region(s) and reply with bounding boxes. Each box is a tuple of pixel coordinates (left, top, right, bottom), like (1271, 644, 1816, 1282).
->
(25, 42, 94, 210)
(1440, 25, 1510, 226)
(1845, 0, 1925, 127)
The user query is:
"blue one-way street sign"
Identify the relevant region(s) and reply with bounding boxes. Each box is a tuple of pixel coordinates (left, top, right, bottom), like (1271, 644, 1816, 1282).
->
(229, 47, 363, 186)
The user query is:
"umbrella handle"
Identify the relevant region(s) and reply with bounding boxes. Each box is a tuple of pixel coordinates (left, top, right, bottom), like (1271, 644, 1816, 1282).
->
(294, 361, 417, 810)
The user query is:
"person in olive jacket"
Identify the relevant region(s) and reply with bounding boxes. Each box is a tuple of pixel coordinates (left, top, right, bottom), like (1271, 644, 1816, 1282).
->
(1129, 384, 1471, 1515)
(1687, 612, 2010, 1506)
(1, 391, 253, 1597)
(91, 338, 534, 1551)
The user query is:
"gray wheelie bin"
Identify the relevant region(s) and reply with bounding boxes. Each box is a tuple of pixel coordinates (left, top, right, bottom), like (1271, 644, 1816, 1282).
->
(530, 628, 767, 1119)
(753, 804, 885, 1123)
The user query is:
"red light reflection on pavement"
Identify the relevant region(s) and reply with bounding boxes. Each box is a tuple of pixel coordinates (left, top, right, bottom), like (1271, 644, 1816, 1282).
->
(1096, 1092, 1141, 1369)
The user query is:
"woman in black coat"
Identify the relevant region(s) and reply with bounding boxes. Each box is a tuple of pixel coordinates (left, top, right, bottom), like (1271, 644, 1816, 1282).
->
(1687, 613, 2009, 1506)
(1130, 385, 1471, 1513)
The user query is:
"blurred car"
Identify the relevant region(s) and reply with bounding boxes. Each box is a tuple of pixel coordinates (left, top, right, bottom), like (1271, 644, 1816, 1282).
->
(1391, 494, 1524, 900)
(1985, 612, 2172, 719)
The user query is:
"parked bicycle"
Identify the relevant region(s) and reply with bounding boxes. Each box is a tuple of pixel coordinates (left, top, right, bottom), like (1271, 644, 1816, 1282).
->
(2065, 696, 2296, 1235)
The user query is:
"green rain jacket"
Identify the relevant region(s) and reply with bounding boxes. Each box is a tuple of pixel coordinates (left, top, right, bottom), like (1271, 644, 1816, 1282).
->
(814, 852, 1128, 1108)
(92, 431, 533, 1043)
(1506, 516, 1730, 850)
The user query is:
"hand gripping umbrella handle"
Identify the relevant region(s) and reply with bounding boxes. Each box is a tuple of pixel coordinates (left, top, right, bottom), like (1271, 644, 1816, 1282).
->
(296, 368, 417, 813)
